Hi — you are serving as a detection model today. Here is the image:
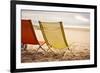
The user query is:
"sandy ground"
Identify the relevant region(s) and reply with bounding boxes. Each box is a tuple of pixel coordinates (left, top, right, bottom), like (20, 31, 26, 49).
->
(21, 28, 90, 63)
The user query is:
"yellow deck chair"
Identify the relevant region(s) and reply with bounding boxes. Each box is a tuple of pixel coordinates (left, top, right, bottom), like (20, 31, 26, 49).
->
(39, 21, 74, 56)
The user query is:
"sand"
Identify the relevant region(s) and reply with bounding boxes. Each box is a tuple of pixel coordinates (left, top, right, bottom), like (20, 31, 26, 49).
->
(21, 28, 90, 63)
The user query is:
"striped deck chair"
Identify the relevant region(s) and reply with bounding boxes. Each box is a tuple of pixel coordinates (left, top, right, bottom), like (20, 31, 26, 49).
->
(39, 21, 74, 56)
(21, 20, 46, 53)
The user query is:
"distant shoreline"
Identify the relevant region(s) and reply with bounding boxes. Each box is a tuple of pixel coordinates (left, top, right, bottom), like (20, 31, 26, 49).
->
(64, 27, 90, 31)
(33, 25, 90, 31)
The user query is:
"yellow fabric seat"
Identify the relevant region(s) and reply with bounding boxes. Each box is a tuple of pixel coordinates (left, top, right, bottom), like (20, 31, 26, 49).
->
(39, 21, 69, 49)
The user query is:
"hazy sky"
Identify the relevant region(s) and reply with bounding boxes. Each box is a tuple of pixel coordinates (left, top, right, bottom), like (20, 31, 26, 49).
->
(21, 10, 90, 28)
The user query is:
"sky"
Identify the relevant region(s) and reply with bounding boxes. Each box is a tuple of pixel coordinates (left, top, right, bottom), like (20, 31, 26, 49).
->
(21, 10, 90, 28)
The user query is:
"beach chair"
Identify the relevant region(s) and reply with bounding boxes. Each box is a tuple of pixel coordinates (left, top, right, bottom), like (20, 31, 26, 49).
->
(39, 21, 74, 57)
(21, 20, 46, 53)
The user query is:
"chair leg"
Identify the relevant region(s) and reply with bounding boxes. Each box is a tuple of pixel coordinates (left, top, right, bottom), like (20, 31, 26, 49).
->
(35, 46, 40, 54)
(34, 43, 56, 55)
(40, 46, 47, 53)
(68, 47, 75, 56)
(63, 47, 75, 58)
(39, 42, 47, 53)
(47, 45, 57, 55)
(34, 43, 47, 54)
(23, 44, 27, 51)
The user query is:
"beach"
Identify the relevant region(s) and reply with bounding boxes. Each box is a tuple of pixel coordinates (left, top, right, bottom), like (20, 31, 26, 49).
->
(21, 27, 90, 63)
